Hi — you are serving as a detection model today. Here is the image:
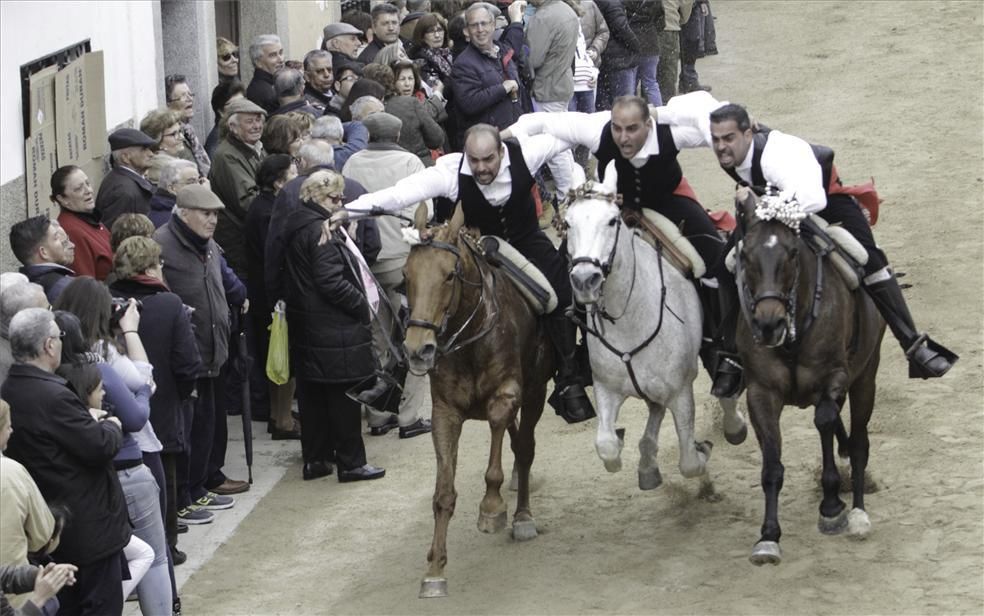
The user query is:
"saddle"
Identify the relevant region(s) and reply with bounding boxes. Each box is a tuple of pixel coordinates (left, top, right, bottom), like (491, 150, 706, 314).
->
(621, 209, 707, 279)
(725, 215, 868, 289)
(479, 236, 559, 315)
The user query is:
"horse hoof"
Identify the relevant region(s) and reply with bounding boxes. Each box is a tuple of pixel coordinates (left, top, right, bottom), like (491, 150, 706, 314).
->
(638, 467, 663, 490)
(419, 577, 448, 599)
(818, 508, 850, 535)
(602, 457, 622, 473)
(724, 422, 748, 445)
(477, 510, 507, 534)
(847, 508, 871, 540)
(512, 519, 538, 541)
(749, 541, 782, 566)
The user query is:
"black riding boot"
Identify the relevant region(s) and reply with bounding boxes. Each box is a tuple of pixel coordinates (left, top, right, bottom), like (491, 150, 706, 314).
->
(708, 276, 743, 398)
(545, 314, 596, 424)
(865, 276, 958, 378)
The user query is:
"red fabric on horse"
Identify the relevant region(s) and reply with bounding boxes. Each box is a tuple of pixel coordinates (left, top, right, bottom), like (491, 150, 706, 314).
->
(828, 165, 882, 226)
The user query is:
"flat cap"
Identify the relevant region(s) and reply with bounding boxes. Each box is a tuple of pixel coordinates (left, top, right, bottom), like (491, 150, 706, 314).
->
(176, 184, 225, 211)
(108, 128, 157, 151)
(323, 22, 363, 41)
(224, 97, 267, 117)
(363, 112, 403, 141)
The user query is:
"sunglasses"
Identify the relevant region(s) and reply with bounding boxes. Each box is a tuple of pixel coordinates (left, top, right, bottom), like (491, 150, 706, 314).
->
(221, 51, 239, 62)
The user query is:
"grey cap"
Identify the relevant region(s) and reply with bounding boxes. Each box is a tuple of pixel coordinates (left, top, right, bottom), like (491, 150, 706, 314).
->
(323, 22, 363, 41)
(362, 112, 403, 141)
(224, 97, 268, 117)
(176, 184, 225, 211)
(108, 128, 157, 151)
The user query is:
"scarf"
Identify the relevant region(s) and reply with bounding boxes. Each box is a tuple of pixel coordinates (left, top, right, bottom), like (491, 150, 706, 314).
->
(170, 211, 211, 256)
(340, 226, 380, 314)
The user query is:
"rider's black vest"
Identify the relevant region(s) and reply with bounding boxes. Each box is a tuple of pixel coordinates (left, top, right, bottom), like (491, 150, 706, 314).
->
(457, 138, 538, 243)
(595, 121, 683, 211)
(724, 129, 836, 196)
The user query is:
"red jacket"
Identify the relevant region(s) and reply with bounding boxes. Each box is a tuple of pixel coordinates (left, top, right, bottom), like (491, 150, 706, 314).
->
(58, 209, 113, 281)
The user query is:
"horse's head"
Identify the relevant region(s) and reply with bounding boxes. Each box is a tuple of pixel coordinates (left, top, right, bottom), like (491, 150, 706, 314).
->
(736, 188, 802, 347)
(563, 182, 621, 305)
(403, 203, 469, 374)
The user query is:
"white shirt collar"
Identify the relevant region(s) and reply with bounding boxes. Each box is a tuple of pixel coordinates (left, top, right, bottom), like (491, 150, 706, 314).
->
(735, 140, 756, 183)
(626, 123, 661, 168)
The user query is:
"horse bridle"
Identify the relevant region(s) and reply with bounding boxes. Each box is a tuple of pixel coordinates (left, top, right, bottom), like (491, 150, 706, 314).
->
(568, 212, 622, 279)
(405, 231, 500, 357)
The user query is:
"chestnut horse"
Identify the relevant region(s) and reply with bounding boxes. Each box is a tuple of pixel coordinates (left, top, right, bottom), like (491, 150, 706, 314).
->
(403, 204, 553, 598)
(733, 188, 885, 565)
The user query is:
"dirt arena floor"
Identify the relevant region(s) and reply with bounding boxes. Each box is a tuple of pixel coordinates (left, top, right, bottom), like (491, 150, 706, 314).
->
(180, 3, 983, 614)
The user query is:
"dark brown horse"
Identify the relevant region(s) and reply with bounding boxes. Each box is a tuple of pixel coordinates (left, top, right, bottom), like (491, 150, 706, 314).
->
(733, 188, 885, 565)
(404, 204, 554, 598)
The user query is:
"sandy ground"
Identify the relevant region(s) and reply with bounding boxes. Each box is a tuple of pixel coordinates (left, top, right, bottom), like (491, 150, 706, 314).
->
(178, 3, 983, 614)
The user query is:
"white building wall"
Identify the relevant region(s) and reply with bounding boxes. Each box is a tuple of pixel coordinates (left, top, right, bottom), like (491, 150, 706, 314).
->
(0, 0, 161, 185)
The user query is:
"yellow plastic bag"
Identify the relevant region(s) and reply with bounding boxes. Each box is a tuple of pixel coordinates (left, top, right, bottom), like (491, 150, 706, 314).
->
(266, 300, 290, 385)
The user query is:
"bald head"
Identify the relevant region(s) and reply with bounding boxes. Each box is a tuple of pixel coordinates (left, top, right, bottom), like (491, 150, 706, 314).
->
(463, 124, 504, 185)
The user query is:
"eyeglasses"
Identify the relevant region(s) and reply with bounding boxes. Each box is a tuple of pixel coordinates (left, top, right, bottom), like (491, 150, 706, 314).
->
(327, 194, 345, 204)
(425, 27, 444, 35)
(338, 74, 359, 83)
(221, 51, 239, 62)
(162, 130, 181, 139)
(48, 330, 66, 342)
(467, 20, 493, 30)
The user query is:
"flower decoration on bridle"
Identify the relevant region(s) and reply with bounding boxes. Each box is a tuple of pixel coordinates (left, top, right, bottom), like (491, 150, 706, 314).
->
(755, 185, 807, 232)
(555, 181, 620, 237)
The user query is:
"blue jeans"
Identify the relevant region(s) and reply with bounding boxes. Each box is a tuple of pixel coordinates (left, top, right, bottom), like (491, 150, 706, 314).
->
(636, 55, 662, 106)
(118, 464, 173, 616)
(568, 90, 596, 113)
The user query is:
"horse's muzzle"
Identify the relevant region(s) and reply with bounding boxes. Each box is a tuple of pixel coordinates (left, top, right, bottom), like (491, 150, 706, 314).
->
(406, 343, 437, 375)
(753, 314, 788, 348)
(570, 266, 603, 304)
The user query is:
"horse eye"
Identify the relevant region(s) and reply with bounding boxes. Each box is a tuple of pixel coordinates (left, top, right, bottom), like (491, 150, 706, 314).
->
(444, 271, 454, 282)
(607, 217, 617, 227)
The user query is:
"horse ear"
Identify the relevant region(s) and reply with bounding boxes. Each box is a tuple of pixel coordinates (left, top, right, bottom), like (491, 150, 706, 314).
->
(447, 202, 465, 237)
(736, 186, 757, 220)
(413, 202, 429, 231)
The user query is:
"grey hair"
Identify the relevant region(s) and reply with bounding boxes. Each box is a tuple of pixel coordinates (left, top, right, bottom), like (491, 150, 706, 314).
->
(310, 115, 344, 143)
(303, 49, 332, 72)
(250, 34, 282, 65)
(349, 96, 384, 122)
(465, 2, 496, 22)
(298, 140, 335, 168)
(1, 282, 47, 338)
(9, 307, 55, 362)
(159, 159, 198, 191)
(275, 68, 306, 98)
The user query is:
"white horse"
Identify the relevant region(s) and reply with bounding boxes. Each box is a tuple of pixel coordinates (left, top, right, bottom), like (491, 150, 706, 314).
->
(563, 184, 747, 489)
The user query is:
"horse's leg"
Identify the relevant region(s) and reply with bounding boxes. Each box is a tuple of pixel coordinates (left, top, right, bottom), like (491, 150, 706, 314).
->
(669, 387, 712, 479)
(637, 402, 666, 490)
(717, 395, 748, 445)
(421, 404, 463, 598)
(845, 351, 880, 539)
(747, 384, 785, 566)
(815, 371, 849, 535)
(477, 382, 520, 534)
(594, 385, 627, 472)
(510, 381, 546, 541)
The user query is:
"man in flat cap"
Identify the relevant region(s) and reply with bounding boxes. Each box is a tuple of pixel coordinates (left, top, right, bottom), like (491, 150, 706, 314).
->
(341, 112, 432, 439)
(154, 184, 251, 525)
(322, 22, 366, 68)
(95, 127, 157, 228)
(208, 97, 267, 279)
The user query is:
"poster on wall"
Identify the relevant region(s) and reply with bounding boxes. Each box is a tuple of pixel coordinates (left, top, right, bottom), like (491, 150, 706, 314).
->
(23, 50, 106, 218)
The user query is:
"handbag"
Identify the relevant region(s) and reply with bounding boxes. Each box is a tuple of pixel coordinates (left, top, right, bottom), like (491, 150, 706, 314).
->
(265, 300, 290, 385)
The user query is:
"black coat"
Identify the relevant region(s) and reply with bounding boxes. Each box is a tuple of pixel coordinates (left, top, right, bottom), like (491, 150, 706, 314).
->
(94, 166, 155, 230)
(246, 68, 279, 114)
(597, 0, 643, 71)
(624, 0, 664, 55)
(282, 200, 376, 384)
(1, 364, 130, 566)
(264, 166, 378, 309)
(244, 190, 276, 317)
(109, 277, 203, 452)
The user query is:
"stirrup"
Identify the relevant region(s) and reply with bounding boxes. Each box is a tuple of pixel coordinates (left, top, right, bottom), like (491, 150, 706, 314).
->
(904, 334, 958, 379)
(548, 384, 596, 424)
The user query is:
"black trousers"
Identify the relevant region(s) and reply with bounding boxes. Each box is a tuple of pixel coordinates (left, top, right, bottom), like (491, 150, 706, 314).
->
(815, 193, 888, 275)
(57, 550, 123, 616)
(188, 377, 219, 500)
(295, 379, 367, 471)
(512, 229, 573, 312)
(642, 194, 725, 276)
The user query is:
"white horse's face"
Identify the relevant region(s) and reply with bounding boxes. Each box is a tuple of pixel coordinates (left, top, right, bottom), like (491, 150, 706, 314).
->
(564, 196, 620, 305)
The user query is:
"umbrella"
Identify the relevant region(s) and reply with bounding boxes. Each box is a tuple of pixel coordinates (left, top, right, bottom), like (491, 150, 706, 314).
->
(233, 319, 254, 484)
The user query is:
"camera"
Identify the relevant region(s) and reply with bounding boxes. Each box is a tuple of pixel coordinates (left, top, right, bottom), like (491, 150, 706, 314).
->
(109, 297, 143, 328)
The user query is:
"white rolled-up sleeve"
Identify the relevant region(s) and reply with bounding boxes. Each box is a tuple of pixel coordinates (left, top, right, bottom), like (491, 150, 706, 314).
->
(655, 90, 727, 149)
(509, 111, 609, 153)
(345, 153, 462, 213)
(760, 131, 827, 214)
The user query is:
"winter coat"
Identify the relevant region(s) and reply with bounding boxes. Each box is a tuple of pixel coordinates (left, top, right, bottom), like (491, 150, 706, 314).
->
(282, 200, 377, 384)
(246, 68, 278, 114)
(580, 0, 611, 66)
(57, 209, 112, 282)
(148, 188, 176, 229)
(94, 166, 154, 230)
(596, 0, 642, 71)
(154, 216, 231, 377)
(384, 95, 446, 166)
(1, 365, 130, 566)
(18, 263, 74, 304)
(526, 0, 580, 103)
(109, 276, 203, 453)
(624, 0, 665, 55)
(209, 135, 266, 279)
(450, 23, 526, 142)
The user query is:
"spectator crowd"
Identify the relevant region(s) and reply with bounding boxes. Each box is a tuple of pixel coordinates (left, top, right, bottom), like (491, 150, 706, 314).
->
(0, 1, 721, 614)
